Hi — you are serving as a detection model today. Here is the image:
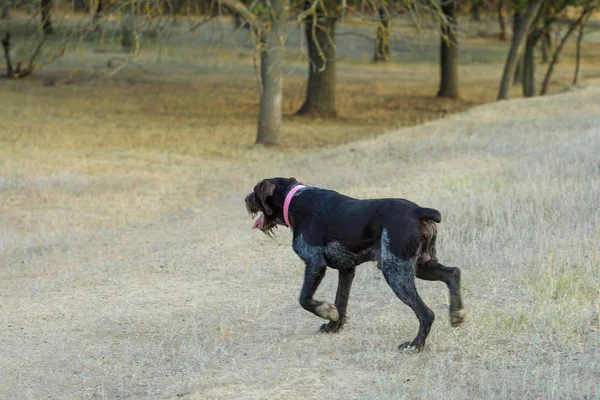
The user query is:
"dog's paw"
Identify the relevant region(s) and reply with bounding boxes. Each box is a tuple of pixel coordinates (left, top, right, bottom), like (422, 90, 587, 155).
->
(398, 342, 424, 353)
(450, 308, 466, 327)
(315, 302, 339, 321)
(319, 318, 345, 333)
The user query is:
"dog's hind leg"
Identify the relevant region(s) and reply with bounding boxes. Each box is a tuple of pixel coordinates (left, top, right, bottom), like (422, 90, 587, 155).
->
(381, 230, 435, 352)
(416, 260, 465, 327)
(320, 267, 356, 333)
(381, 260, 435, 351)
(298, 260, 340, 322)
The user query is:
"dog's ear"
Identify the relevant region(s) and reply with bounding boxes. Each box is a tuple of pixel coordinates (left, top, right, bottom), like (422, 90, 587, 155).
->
(289, 177, 297, 182)
(257, 180, 276, 215)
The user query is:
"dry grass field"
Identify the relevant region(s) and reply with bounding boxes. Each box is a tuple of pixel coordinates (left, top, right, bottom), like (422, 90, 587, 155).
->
(1, 13, 600, 400)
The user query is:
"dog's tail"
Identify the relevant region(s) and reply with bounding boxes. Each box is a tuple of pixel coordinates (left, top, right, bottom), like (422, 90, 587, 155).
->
(413, 207, 442, 223)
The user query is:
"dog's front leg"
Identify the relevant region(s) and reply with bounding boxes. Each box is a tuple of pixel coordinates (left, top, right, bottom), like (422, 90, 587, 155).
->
(320, 267, 356, 333)
(299, 261, 339, 322)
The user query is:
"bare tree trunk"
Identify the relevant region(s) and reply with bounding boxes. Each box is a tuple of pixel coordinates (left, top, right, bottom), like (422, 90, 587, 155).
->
(573, 18, 586, 85)
(513, 55, 523, 85)
(256, 0, 289, 145)
(540, 5, 595, 95)
(497, 0, 543, 100)
(233, 12, 243, 29)
(498, 0, 507, 40)
(1, 0, 9, 19)
(2, 32, 14, 76)
(120, 15, 135, 49)
(471, 1, 481, 21)
(41, 0, 54, 35)
(373, 6, 390, 62)
(540, 29, 551, 63)
(536, 8, 551, 63)
(296, 14, 337, 117)
(512, 12, 525, 86)
(95, 0, 103, 17)
(522, 6, 547, 97)
(522, 34, 537, 97)
(72, 0, 87, 12)
(437, 0, 459, 99)
(92, 0, 103, 29)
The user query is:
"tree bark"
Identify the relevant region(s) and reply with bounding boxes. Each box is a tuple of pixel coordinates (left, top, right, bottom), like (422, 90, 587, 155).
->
(120, 12, 135, 49)
(498, 0, 507, 40)
(373, 6, 390, 62)
(1, 0, 9, 19)
(540, 5, 595, 95)
(522, 7, 546, 97)
(511, 11, 525, 86)
(496, 0, 543, 100)
(41, 0, 54, 35)
(72, 0, 87, 12)
(512, 11, 525, 86)
(573, 17, 586, 85)
(2, 32, 14, 77)
(471, 1, 481, 21)
(233, 13, 243, 29)
(513, 55, 523, 85)
(256, 0, 289, 145)
(437, 0, 459, 99)
(540, 29, 551, 63)
(522, 34, 537, 97)
(92, 0, 103, 29)
(296, 14, 337, 116)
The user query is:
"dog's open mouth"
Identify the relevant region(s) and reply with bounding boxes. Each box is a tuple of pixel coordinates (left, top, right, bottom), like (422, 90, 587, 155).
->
(252, 214, 265, 229)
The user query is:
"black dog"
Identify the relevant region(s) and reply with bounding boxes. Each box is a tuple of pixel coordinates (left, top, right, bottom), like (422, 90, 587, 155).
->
(245, 177, 464, 351)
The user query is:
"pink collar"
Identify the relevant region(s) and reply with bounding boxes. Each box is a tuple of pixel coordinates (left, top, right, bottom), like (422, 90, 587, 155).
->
(283, 185, 306, 228)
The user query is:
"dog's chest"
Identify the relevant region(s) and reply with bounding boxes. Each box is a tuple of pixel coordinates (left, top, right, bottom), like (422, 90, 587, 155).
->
(293, 235, 378, 269)
(325, 242, 378, 269)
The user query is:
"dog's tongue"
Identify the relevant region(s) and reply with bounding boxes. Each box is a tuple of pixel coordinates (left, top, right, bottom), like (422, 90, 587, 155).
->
(253, 215, 265, 229)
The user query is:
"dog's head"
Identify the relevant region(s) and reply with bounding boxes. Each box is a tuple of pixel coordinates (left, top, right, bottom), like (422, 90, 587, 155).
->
(245, 177, 300, 237)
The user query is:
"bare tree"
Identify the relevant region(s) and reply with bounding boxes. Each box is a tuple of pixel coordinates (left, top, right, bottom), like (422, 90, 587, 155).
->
(219, 0, 289, 145)
(296, 0, 340, 117)
(374, 5, 391, 62)
(497, 0, 544, 100)
(498, 0, 508, 40)
(471, 0, 481, 21)
(540, 0, 597, 95)
(72, 0, 88, 12)
(1, 0, 9, 19)
(540, 9, 552, 63)
(256, 0, 289, 145)
(41, 0, 54, 35)
(511, 11, 525, 87)
(572, 14, 590, 85)
(92, 0, 108, 30)
(1, 32, 61, 78)
(522, 1, 567, 97)
(437, 0, 459, 99)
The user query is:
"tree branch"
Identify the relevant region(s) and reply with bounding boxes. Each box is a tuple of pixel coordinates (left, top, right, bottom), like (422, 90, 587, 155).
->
(296, 0, 319, 23)
(540, 1, 597, 95)
(336, 32, 376, 43)
(217, 0, 264, 35)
